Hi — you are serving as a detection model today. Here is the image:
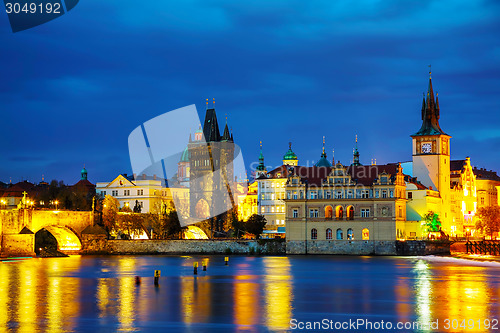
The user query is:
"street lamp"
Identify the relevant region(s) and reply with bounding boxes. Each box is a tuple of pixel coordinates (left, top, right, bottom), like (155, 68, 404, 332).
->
(54, 200, 59, 210)
(1, 199, 5, 209)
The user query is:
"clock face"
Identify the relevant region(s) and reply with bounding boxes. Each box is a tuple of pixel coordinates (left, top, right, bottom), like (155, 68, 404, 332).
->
(421, 143, 432, 154)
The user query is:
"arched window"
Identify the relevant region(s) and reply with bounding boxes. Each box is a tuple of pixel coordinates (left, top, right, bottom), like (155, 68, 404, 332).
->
(362, 228, 369, 240)
(336, 228, 343, 240)
(325, 206, 333, 219)
(335, 206, 343, 220)
(347, 228, 354, 240)
(326, 228, 332, 240)
(311, 228, 317, 240)
(347, 206, 354, 220)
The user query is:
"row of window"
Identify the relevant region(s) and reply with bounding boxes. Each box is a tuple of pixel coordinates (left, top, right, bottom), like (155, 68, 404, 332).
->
(287, 189, 397, 200)
(259, 181, 286, 188)
(311, 228, 370, 240)
(261, 205, 285, 213)
(261, 192, 286, 200)
(292, 206, 371, 219)
(101, 189, 144, 197)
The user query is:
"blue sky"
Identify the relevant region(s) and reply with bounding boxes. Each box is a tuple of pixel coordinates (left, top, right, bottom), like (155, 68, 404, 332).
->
(1, 0, 499, 184)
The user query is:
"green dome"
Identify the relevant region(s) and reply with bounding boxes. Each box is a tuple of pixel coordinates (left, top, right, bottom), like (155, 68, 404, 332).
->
(180, 147, 190, 162)
(283, 147, 298, 161)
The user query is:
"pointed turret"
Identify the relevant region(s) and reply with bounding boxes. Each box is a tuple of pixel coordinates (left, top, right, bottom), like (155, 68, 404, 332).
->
(203, 99, 221, 142)
(413, 70, 447, 136)
(351, 135, 361, 166)
(315, 136, 332, 167)
(256, 141, 266, 176)
(222, 122, 231, 141)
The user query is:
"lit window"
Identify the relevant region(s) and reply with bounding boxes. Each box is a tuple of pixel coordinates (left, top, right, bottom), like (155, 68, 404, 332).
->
(362, 228, 369, 240)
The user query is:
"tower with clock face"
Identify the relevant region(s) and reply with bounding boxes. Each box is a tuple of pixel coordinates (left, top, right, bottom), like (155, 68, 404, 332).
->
(411, 72, 451, 192)
(411, 72, 452, 231)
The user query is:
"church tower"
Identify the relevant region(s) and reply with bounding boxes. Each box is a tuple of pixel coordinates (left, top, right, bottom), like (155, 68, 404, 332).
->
(411, 70, 452, 231)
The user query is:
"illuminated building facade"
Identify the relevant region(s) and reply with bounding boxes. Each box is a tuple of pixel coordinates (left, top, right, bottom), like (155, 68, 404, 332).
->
(410, 71, 452, 233)
(285, 163, 407, 242)
(405, 73, 500, 238)
(96, 174, 188, 214)
(256, 144, 299, 236)
(237, 180, 258, 222)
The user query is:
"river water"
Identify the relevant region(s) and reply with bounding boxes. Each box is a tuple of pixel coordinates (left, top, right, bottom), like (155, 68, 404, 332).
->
(1, 255, 499, 332)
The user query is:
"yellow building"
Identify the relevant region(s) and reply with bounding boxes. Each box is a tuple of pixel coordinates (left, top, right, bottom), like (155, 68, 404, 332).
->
(237, 181, 257, 221)
(285, 163, 407, 243)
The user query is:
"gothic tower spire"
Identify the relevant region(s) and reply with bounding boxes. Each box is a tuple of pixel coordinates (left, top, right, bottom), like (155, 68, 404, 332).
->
(414, 69, 446, 136)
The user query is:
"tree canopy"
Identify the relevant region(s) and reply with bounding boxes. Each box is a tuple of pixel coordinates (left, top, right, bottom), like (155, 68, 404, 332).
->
(476, 206, 500, 239)
(245, 214, 267, 239)
(422, 211, 441, 233)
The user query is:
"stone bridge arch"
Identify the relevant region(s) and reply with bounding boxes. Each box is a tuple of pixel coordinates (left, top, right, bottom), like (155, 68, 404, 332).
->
(34, 225, 82, 253)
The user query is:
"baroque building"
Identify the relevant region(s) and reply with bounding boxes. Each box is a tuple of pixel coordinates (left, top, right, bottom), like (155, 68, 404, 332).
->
(285, 163, 407, 243)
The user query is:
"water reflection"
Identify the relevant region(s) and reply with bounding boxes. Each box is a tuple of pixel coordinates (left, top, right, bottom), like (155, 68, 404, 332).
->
(263, 257, 292, 331)
(0, 255, 499, 332)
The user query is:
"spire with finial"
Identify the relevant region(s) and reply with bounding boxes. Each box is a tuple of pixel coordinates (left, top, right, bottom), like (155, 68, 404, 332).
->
(283, 141, 299, 166)
(256, 141, 266, 174)
(351, 135, 361, 166)
(332, 149, 335, 165)
(414, 67, 446, 136)
(315, 136, 331, 167)
(81, 164, 88, 180)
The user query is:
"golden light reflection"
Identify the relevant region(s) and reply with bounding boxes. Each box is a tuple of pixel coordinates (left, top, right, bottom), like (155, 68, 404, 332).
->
(432, 265, 490, 333)
(181, 276, 211, 325)
(234, 274, 259, 328)
(263, 257, 292, 331)
(414, 260, 432, 327)
(0, 265, 9, 329)
(18, 261, 37, 333)
(118, 277, 135, 331)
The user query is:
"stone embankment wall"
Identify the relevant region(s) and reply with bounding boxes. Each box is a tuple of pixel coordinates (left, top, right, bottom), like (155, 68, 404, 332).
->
(287, 240, 450, 255)
(82, 239, 287, 255)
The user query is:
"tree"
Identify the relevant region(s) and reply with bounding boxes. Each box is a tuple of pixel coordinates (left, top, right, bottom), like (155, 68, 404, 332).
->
(117, 213, 144, 238)
(423, 211, 441, 233)
(228, 211, 245, 238)
(245, 214, 267, 239)
(476, 206, 500, 239)
(163, 209, 182, 239)
(102, 195, 119, 233)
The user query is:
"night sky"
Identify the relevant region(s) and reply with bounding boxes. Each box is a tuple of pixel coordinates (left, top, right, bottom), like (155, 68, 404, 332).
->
(1, 0, 499, 185)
